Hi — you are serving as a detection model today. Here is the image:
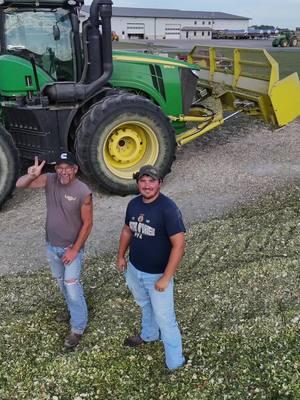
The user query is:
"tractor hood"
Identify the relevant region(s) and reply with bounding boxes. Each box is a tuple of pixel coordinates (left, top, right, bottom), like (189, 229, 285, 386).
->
(112, 50, 199, 70)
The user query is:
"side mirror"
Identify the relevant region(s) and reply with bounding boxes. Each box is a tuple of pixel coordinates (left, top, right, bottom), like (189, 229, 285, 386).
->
(53, 25, 60, 41)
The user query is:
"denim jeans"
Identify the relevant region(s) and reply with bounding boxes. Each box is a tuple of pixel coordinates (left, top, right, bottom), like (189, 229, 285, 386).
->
(125, 261, 185, 370)
(46, 243, 88, 335)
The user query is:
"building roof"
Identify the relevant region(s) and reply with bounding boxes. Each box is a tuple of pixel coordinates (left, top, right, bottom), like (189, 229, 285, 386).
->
(81, 6, 250, 21)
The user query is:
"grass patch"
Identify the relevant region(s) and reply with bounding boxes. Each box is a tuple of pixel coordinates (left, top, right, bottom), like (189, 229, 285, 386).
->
(269, 50, 300, 79)
(1, 185, 300, 399)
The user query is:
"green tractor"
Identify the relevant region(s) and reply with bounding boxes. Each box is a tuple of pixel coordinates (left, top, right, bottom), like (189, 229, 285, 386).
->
(0, 0, 300, 207)
(272, 29, 299, 47)
(0, 0, 204, 206)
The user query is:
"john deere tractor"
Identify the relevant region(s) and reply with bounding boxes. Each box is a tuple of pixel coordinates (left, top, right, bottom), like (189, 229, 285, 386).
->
(0, 0, 300, 207)
(272, 29, 300, 47)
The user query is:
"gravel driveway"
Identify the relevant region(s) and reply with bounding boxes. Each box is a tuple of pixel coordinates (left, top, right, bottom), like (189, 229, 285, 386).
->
(1, 115, 299, 276)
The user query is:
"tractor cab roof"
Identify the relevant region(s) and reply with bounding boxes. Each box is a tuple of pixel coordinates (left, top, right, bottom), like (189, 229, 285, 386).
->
(0, 0, 83, 9)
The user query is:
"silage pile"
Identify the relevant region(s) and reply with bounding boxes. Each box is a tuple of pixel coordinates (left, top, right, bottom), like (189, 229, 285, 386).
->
(0, 184, 300, 399)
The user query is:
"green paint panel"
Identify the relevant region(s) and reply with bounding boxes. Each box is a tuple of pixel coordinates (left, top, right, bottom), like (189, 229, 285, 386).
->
(112, 50, 195, 69)
(110, 51, 190, 116)
(0, 55, 53, 96)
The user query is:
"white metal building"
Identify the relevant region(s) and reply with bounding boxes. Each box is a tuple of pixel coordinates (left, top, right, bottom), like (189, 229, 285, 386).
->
(81, 6, 250, 40)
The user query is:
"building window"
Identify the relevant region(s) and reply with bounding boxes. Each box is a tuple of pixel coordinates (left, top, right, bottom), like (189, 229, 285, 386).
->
(212, 21, 215, 24)
(194, 21, 197, 25)
(202, 21, 205, 25)
(208, 31, 211, 36)
(208, 21, 211, 25)
(202, 31, 204, 36)
(194, 31, 196, 36)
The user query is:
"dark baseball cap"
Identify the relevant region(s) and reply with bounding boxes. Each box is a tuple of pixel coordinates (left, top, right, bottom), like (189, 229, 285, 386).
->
(55, 151, 77, 166)
(133, 165, 162, 181)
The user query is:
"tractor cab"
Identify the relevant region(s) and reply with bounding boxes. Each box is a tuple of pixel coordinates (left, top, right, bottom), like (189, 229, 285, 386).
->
(2, 7, 76, 81)
(0, 0, 84, 82)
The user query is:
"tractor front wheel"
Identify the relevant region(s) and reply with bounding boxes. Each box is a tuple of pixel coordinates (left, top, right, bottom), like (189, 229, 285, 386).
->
(280, 38, 288, 47)
(75, 93, 176, 195)
(0, 126, 19, 208)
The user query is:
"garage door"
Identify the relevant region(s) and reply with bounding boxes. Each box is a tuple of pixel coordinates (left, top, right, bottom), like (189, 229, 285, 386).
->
(165, 24, 181, 39)
(127, 23, 145, 39)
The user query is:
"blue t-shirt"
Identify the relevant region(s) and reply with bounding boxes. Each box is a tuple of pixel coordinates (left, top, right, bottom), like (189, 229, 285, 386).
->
(125, 193, 186, 274)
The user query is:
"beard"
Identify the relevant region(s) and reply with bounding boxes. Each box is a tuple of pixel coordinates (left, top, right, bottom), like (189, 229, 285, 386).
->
(57, 174, 72, 185)
(140, 186, 160, 201)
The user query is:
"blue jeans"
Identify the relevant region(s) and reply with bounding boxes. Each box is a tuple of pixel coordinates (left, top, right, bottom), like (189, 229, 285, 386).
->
(46, 243, 88, 335)
(125, 262, 185, 370)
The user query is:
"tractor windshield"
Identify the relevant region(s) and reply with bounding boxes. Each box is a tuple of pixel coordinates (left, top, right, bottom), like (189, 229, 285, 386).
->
(4, 8, 75, 81)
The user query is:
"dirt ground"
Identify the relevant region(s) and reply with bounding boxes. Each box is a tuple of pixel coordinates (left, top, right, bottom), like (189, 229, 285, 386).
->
(0, 115, 299, 276)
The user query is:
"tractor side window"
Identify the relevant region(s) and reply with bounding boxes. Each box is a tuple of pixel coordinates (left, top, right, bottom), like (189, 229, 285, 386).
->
(4, 9, 75, 81)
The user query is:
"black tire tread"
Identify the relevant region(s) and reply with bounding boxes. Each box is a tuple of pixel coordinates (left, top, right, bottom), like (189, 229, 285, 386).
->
(75, 93, 176, 194)
(0, 126, 19, 208)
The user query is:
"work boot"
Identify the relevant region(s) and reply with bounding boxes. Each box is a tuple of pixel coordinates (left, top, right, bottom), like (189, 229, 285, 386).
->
(55, 311, 70, 323)
(123, 334, 146, 347)
(64, 332, 82, 349)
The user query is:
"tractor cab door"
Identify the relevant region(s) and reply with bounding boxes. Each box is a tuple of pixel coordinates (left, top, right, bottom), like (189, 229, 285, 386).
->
(1, 8, 77, 82)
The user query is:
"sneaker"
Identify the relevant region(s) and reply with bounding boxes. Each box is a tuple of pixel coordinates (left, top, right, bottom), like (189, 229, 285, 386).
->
(64, 332, 82, 349)
(55, 311, 70, 323)
(123, 334, 146, 347)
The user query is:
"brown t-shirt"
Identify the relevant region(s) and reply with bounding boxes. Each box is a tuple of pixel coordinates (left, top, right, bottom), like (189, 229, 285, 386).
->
(45, 173, 91, 248)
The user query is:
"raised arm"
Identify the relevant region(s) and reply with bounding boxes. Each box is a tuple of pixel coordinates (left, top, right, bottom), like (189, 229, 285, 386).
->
(16, 156, 47, 188)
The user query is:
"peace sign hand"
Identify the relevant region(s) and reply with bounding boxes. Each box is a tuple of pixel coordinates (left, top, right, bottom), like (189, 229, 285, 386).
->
(27, 156, 46, 179)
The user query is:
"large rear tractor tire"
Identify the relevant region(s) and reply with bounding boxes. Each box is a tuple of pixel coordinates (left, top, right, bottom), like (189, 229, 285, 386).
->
(0, 126, 19, 208)
(289, 37, 298, 47)
(75, 93, 176, 195)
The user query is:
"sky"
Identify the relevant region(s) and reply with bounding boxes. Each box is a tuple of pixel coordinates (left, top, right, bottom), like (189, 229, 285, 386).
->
(105, 0, 300, 29)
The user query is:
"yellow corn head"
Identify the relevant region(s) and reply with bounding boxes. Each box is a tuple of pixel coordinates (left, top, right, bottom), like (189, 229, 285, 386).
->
(175, 46, 300, 145)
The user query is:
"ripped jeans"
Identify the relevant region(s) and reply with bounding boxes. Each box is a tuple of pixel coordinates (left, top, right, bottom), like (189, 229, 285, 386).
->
(46, 243, 88, 334)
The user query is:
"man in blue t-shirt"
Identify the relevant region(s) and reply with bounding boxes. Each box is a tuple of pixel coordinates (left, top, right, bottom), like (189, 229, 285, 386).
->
(117, 165, 186, 370)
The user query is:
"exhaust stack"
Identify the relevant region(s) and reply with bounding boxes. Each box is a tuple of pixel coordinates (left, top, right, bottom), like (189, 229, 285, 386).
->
(43, 0, 113, 103)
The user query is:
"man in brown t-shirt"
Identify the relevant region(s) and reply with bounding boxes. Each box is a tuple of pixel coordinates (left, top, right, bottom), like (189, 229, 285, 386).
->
(16, 152, 93, 349)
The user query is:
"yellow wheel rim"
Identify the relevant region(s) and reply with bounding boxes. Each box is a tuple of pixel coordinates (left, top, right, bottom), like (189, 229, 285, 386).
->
(102, 121, 159, 179)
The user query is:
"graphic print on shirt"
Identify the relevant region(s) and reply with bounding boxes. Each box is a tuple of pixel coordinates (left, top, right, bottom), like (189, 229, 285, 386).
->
(64, 194, 77, 202)
(129, 213, 155, 239)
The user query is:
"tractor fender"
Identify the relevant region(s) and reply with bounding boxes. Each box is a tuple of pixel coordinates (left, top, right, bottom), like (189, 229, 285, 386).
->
(65, 86, 119, 148)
